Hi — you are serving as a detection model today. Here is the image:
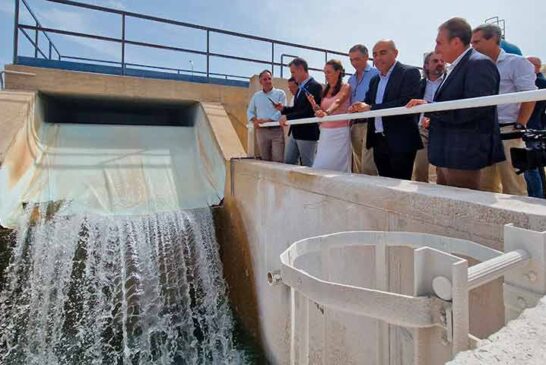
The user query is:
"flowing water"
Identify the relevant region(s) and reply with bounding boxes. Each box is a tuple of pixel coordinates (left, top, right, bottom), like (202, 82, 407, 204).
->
(0, 205, 250, 364)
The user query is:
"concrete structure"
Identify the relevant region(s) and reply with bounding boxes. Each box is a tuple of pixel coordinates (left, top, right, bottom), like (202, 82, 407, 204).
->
(224, 160, 546, 364)
(4, 64, 251, 151)
(3, 65, 546, 363)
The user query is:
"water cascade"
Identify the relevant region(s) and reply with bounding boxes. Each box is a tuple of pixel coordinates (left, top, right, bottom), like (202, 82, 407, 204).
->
(0, 205, 246, 364)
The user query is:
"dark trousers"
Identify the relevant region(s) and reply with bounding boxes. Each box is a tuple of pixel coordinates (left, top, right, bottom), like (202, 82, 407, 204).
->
(372, 133, 417, 180)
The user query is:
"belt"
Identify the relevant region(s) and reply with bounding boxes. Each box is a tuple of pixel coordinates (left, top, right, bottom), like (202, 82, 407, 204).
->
(353, 118, 368, 124)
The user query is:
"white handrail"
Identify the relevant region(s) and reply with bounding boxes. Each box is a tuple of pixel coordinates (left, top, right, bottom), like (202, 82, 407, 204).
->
(467, 249, 530, 291)
(253, 89, 546, 128)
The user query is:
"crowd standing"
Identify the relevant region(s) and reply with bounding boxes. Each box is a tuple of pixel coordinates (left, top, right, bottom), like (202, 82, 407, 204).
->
(246, 17, 546, 197)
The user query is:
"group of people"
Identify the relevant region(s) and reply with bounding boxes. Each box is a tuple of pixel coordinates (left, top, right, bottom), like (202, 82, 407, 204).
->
(246, 17, 546, 197)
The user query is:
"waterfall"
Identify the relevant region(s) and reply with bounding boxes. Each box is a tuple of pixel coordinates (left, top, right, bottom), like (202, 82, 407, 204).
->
(0, 205, 246, 364)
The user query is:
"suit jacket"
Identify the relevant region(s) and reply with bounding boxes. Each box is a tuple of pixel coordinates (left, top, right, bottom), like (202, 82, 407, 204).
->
(365, 62, 423, 153)
(282, 77, 322, 141)
(428, 48, 505, 170)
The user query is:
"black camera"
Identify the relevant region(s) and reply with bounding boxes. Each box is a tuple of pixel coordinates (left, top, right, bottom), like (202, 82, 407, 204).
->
(503, 129, 546, 174)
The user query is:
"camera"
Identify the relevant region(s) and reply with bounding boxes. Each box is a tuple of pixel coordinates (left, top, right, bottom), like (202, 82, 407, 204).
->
(503, 129, 546, 174)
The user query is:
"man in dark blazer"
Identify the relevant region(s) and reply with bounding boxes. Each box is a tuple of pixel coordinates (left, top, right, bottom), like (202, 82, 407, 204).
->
(276, 57, 322, 167)
(349, 40, 422, 180)
(407, 17, 504, 190)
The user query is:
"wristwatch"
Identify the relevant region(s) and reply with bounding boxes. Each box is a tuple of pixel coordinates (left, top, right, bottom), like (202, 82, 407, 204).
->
(514, 122, 526, 130)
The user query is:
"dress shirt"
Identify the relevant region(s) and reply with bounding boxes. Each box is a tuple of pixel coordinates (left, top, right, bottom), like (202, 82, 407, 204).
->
(348, 64, 379, 104)
(374, 63, 396, 133)
(246, 88, 287, 123)
(495, 49, 537, 124)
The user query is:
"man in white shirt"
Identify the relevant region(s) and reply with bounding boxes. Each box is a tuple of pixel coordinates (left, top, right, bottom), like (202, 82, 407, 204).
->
(247, 70, 287, 162)
(413, 51, 445, 182)
(472, 24, 537, 195)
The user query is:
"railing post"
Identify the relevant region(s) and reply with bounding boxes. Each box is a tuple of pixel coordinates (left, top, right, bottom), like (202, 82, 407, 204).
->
(49, 42, 52, 59)
(34, 21, 39, 58)
(13, 0, 20, 64)
(206, 30, 210, 80)
(121, 13, 126, 75)
(271, 42, 274, 76)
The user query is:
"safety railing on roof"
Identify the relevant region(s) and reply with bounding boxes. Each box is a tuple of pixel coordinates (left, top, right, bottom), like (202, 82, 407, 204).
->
(12, 0, 350, 82)
(246, 89, 546, 157)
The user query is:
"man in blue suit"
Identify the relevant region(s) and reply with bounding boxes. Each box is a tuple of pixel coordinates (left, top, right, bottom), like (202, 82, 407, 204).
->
(407, 17, 505, 190)
(349, 40, 423, 180)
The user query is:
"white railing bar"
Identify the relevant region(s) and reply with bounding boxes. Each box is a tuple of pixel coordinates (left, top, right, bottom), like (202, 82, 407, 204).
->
(254, 89, 546, 128)
(0, 70, 36, 89)
(467, 249, 530, 291)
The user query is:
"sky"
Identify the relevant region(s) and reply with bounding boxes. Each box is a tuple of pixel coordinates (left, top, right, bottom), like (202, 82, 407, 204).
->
(1, 0, 546, 82)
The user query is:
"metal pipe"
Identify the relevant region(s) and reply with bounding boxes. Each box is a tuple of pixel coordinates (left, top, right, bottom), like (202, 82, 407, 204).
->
(20, 0, 61, 58)
(19, 28, 47, 59)
(467, 249, 530, 291)
(121, 13, 125, 75)
(44, 0, 347, 56)
(271, 42, 274, 75)
(13, 0, 20, 64)
(206, 30, 210, 80)
(34, 21, 38, 58)
(0, 69, 36, 89)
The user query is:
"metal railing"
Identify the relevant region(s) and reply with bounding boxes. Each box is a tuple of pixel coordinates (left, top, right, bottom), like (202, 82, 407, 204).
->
(13, 0, 349, 82)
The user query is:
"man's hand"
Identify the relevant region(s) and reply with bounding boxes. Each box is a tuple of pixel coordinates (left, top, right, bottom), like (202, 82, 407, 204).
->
(279, 115, 288, 127)
(315, 110, 327, 118)
(420, 116, 430, 129)
(252, 118, 260, 128)
(349, 102, 370, 113)
(274, 102, 284, 111)
(306, 93, 319, 110)
(406, 99, 427, 108)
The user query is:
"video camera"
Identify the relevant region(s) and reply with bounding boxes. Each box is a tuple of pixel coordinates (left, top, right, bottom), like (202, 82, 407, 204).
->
(502, 129, 546, 174)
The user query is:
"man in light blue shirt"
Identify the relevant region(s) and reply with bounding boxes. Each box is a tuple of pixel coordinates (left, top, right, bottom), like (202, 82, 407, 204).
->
(472, 24, 536, 196)
(247, 70, 287, 162)
(348, 44, 379, 175)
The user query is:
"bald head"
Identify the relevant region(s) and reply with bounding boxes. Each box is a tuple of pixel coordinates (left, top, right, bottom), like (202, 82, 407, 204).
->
(372, 39, 399, 75)
(374, 39, 397, 52)
(527, 56, 543, 74)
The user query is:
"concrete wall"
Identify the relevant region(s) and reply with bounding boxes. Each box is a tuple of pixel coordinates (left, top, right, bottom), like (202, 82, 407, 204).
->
(0, 91, 34, 164)
(225, 160, 546, 364)
(4, 65, 251, 151)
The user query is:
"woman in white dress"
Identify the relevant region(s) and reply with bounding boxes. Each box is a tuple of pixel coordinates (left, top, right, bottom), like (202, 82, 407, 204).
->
(307, 59, 352, 172)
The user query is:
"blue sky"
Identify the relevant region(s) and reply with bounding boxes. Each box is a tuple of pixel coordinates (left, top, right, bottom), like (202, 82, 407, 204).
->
(1, 0, 545, 82)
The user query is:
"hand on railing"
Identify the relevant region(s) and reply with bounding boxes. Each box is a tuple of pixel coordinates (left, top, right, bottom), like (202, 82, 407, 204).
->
(315, 109, 327, 118)
(406, 99, 428, 108)
(348, 102, 371, 113)
(279, 115, 288, 127)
